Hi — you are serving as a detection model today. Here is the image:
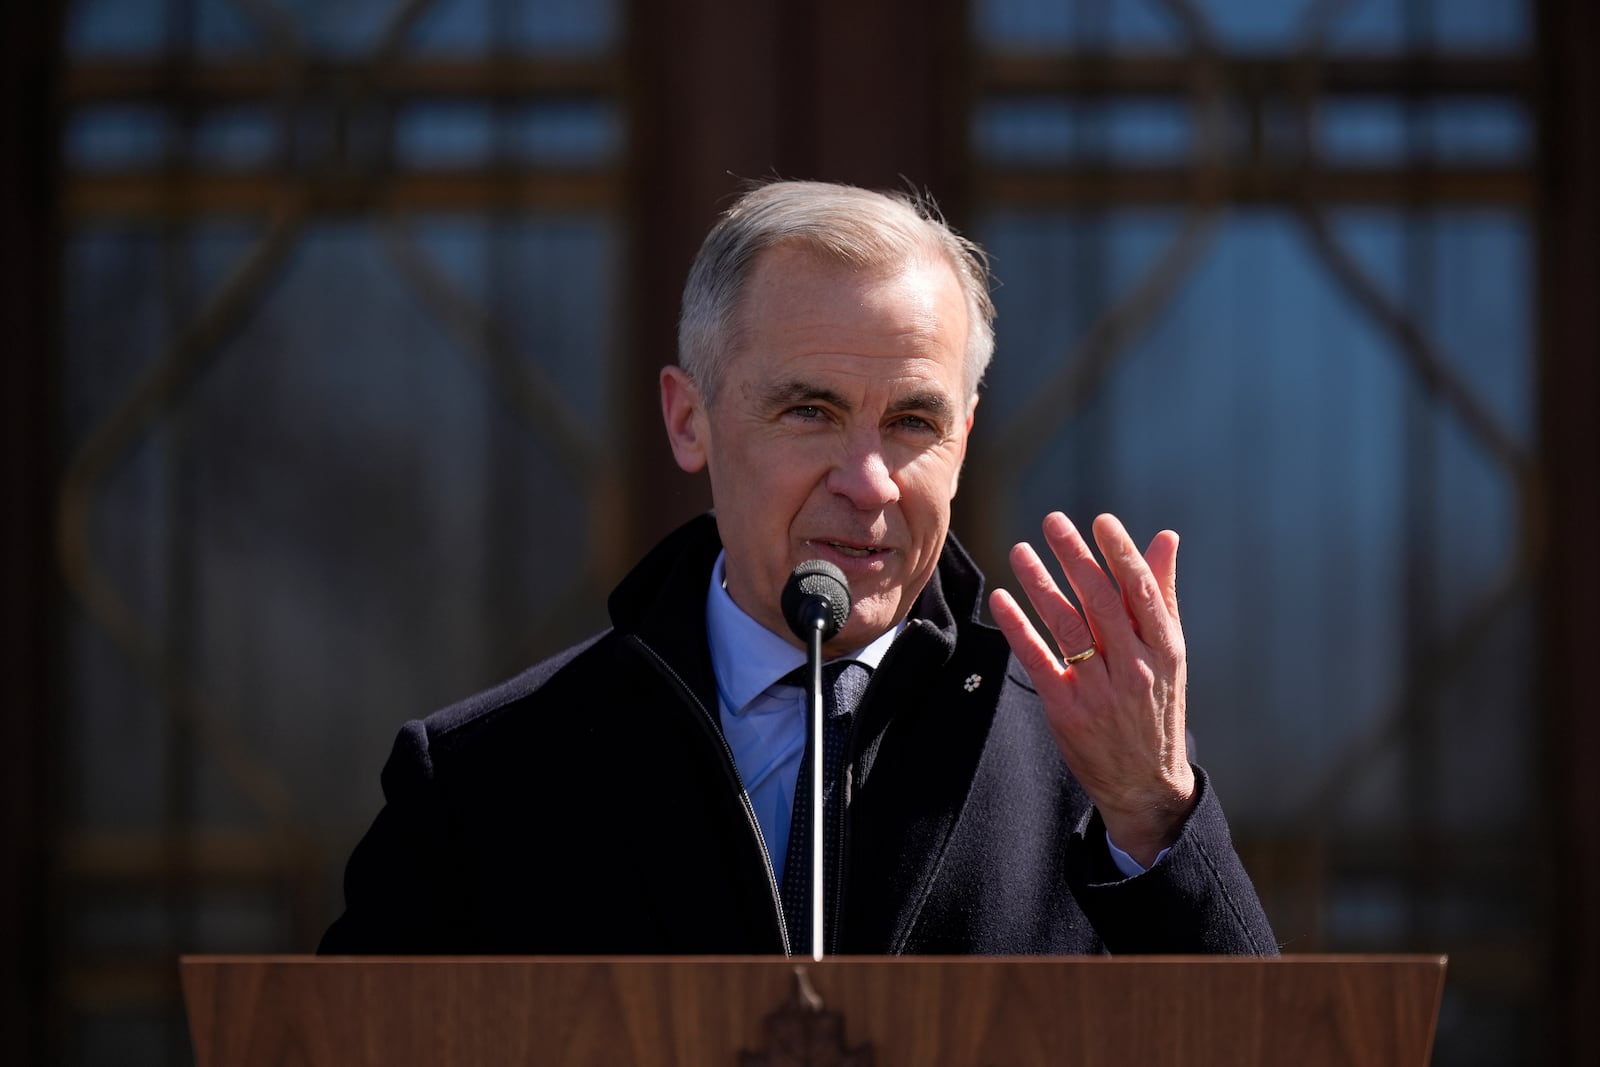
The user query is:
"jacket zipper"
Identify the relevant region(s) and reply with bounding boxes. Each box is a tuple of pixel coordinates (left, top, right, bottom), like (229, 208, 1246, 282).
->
(628, 636, 793, 956)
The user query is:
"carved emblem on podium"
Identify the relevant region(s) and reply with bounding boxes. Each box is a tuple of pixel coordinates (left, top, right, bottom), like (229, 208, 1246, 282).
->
(738, 967, 874, 1067)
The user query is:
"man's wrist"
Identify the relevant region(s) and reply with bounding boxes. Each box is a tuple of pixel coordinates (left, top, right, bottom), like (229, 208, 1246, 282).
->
(1098, 778, 1198, 868)
(1105, 833, 1171, 878)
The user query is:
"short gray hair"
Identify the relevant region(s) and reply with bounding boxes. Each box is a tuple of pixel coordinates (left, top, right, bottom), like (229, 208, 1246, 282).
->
(677, 180, 995, 404)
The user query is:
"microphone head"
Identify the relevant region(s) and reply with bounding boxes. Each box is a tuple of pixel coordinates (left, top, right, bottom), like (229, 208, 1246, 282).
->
(782, 560, 851, 642)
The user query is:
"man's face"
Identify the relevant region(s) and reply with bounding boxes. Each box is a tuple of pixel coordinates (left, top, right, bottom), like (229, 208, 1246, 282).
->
(661, 245, 975, 656)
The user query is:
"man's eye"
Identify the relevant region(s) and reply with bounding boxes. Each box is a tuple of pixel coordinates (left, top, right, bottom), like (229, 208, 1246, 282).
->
(894, 414, 938, 434)
(788, 405, 826, 420)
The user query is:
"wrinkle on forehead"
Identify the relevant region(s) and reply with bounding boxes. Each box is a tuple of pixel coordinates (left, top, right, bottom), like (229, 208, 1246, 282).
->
(737, 247, 961, 339)
(775, 272, 951, 334)
(720, 246, 970, 417)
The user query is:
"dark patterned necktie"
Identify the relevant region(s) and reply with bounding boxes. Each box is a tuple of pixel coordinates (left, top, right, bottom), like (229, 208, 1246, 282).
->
(780, 660, 870, 956)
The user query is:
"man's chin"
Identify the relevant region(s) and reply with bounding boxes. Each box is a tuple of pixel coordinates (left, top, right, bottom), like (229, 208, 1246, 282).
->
(823, 600, 902, 658)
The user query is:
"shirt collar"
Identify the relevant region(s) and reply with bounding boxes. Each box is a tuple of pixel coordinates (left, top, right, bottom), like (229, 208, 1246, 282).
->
(704, 550, 902, 715)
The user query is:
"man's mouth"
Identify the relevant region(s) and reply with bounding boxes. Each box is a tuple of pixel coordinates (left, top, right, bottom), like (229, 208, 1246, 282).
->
(809, 539, 889, 560)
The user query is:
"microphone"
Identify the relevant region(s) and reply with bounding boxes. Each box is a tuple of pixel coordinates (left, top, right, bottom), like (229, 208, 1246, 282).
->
(782, 560, 851, 643)
(780, 560, 850, 961)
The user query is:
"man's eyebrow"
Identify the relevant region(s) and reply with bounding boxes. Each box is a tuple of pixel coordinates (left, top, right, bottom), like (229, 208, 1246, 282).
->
(755, 380, 959, 423)
(757, 379, 852, 412)
(887, 390, 956, 421)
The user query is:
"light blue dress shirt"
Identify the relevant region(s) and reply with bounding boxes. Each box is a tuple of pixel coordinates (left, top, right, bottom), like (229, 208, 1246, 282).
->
(701, 551, 1161, 882)
(704, 551, 899, 884)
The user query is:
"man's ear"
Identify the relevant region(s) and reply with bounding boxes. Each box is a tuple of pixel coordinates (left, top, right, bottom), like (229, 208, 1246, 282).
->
(660, 365, 709, 473)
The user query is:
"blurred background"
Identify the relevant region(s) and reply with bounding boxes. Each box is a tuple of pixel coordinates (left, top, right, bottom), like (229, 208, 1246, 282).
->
(2, 0, 1595, 1064)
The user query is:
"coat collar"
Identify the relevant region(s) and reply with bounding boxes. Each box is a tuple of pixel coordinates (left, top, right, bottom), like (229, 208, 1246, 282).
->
(608, 513, 1013, 954)
(606, 514, 727, 714)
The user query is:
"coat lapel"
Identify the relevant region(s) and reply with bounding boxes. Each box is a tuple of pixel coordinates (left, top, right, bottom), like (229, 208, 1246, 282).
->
(840, 543, 1014, 954)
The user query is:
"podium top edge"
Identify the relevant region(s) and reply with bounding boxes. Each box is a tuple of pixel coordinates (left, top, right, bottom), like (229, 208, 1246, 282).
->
(179, 953, 1448, 967)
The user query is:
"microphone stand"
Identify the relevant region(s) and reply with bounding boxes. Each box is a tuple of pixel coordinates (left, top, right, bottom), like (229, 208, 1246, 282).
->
(783, 559, 849, 963)
(803, 606, 826, 962)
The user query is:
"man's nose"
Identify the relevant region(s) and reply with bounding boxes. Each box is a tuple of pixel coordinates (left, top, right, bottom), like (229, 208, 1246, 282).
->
(827, 433, 900, 509)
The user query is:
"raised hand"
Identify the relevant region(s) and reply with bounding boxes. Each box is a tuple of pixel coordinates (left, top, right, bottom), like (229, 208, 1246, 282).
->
(988, 511, 1196, 867)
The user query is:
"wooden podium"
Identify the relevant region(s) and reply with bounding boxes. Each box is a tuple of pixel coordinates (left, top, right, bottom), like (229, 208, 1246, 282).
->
(181, 955, 1445, 1066)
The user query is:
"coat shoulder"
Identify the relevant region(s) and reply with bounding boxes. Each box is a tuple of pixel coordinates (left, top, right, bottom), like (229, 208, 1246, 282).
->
(416, 629, 618, 763)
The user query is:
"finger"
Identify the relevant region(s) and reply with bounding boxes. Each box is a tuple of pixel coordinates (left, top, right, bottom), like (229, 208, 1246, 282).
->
(1144, 529, 1181, 623)
(988, 588, 1071, 683)
(1091, 514, 1177, 653)
(1006, 540, 1097, 662)
(1039, 512, 1135, 656)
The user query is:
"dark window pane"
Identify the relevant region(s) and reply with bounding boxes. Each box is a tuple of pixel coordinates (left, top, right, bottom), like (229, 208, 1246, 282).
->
(974, 208, 1531, 833)
(276, 0, 396, 56)
(974, 0, 1531, 52)
(66, 0, 169, 55)
(394, 103, 497, 167)
(1196, 0, 1318, 48)
(395, 101, 623, 168)
(973, 0, 1177, 48)
(1319, 98, 1530, 166)
(192, 108, 280, 169)
(60, 217, 620, 837)
(64, 107, 171, 169)
(975, 99, 1193, 165)
(1332, 0, 1530, 51)
(406, 0, 620, 53)
(194, 0, 261, 53)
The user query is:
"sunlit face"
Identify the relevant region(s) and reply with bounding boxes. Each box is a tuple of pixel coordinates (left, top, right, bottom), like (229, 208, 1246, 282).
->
(661, 244, 975, 656)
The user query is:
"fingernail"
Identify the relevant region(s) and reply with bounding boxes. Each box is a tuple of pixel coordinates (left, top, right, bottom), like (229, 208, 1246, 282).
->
(1045, 512, 1075, 538)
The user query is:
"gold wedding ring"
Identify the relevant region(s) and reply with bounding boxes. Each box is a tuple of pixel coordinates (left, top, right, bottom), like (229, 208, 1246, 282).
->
(1062, 646, 1098, 667)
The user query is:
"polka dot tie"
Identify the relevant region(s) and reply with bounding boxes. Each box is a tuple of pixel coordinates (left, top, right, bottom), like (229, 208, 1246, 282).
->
(780, 660, 870, 956)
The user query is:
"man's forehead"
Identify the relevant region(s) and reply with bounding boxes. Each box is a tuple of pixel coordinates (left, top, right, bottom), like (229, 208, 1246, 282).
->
(734, 254, 965, 344)
(747, 242, 954, 296)
(717, 245, 972, 402)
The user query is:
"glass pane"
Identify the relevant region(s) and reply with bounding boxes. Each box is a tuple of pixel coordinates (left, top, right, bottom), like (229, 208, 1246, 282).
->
(407, 0, 621, 52)
(54, 3, 630, 1063)
(975, 0, 1532, 52)
(1332, 0, 1530, 51)
(1428, 97, 1530, 164)
(66, 0, 169, 55)
(395, 101, 624, 168)
(192, 108, 280, 169)
(277, 0, 396, 56)
(393, 103, 497, 167)
(408, 215, 620, 429)
(1197, 0, 1319, 49)
(974, 0, 1179, 49)
(505, 101, 624, 166)
(64, 107, 171, 169)
(1427, 210, 1531, 442)
(975, 99, 1193, 165)
(194, 0, 262, 53)
(973, 208, 1532, 833)
(1327, 209, 1533, 447)
(60, 216, 619, 837)
(1319, 98, 1530, 166)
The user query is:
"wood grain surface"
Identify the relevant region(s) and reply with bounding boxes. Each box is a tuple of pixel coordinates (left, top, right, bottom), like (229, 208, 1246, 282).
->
(181, 955, 1446, 1066)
